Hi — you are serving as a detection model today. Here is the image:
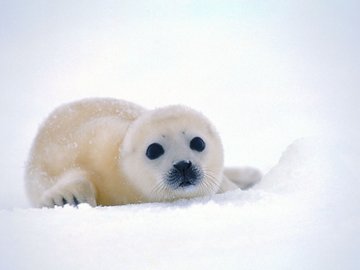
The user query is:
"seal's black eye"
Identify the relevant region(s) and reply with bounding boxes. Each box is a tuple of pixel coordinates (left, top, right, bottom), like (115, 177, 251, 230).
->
(190, 137, 206, 152)
(146, 143, 165, 160)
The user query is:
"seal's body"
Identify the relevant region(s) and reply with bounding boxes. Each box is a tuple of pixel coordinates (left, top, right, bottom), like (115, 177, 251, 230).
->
(25, 98, 261, 207)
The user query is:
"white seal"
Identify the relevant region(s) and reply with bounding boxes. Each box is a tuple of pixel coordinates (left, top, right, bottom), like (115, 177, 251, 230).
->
(25, 98, 261, 207)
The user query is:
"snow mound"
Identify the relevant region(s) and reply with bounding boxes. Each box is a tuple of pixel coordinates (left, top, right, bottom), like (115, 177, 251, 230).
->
(1, 138, 359, 270)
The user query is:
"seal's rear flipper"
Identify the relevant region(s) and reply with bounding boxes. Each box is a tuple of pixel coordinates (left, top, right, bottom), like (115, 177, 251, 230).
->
(223, 167, 262, 190)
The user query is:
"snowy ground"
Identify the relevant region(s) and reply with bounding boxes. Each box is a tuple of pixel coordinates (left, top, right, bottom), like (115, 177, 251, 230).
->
(0, 1, 359, 269)
(1, 138, 359, 269)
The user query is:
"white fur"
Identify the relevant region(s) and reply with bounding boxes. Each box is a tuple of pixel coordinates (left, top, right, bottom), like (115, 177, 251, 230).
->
(25, 98, 261, 207)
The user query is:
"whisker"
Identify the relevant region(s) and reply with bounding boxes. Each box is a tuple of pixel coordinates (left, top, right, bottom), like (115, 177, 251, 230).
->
(202, 169, 224, 193)
(151, 181, 167, 197)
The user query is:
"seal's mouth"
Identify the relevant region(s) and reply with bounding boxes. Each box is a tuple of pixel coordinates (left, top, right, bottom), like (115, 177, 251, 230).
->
(170, 175, 200, 189)
(178, 180, 193, 188)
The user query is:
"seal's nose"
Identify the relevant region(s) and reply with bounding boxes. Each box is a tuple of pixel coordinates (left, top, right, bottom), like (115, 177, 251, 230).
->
(173, 160, 192, 173)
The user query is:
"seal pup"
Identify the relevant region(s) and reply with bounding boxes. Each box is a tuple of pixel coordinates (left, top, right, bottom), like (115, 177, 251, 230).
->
(25, 98, 261, 207)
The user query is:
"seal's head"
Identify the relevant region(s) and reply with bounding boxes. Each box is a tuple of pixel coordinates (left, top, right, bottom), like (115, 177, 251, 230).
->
(120, 105, 224, 202)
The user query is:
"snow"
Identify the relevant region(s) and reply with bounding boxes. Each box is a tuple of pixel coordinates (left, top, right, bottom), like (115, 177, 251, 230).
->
(1, 138, 359, 269)
(0, 1, 359, 269)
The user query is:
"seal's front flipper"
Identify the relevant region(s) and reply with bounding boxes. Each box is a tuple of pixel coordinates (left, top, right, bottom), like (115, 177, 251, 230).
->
(39, 169, 97, 208)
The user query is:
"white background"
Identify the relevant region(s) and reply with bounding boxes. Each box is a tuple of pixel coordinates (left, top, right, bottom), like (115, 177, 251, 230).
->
(1, 2, 359, 269)
(0, 1, 359, 208)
